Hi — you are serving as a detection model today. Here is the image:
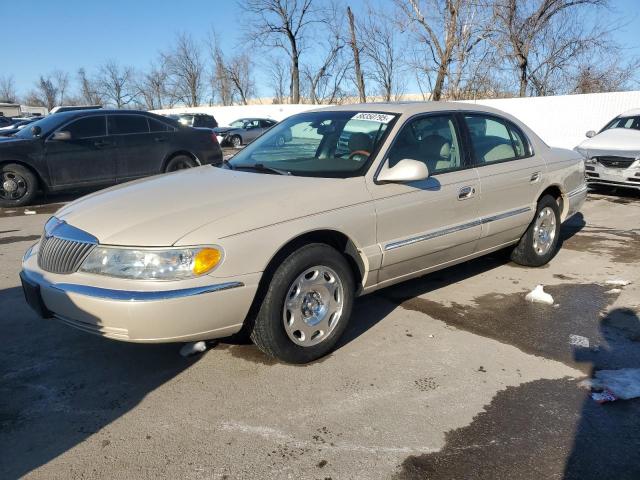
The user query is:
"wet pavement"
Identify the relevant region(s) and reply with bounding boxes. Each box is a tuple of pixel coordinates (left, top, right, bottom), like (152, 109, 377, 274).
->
(0, 189, 639, 479)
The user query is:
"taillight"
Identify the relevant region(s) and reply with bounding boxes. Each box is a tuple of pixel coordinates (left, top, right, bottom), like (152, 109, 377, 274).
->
(211, 132, 218, 144)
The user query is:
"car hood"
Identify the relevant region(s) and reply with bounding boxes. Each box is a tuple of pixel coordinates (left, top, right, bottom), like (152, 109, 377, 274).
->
(576, 128, 640, 158)
(54, 166, 371, 246)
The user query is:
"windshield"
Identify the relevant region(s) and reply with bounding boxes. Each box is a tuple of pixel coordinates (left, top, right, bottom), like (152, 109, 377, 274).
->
(230, 119, 245, 128)
(602, 116, 640, 132)
(14, 114, 64, 139)
(229, 110, 398, 177)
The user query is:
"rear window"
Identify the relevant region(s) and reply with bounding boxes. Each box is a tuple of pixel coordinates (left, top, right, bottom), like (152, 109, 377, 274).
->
(108, 115, 149, 135)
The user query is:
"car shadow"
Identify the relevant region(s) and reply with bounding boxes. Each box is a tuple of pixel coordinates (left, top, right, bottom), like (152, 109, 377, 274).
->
(0, 286, 198, 478)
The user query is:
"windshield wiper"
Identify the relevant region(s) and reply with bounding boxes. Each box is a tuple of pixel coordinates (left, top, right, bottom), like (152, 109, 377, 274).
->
(233, 163, 291, 176)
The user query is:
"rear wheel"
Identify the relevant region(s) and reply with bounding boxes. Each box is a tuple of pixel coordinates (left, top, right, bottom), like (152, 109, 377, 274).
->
(231, 135, 242, 148)
(165, 155, 198, 172)
(0, 163, 37, 208)
(511, 194, 561, 267)
(250, 244, 354, 364)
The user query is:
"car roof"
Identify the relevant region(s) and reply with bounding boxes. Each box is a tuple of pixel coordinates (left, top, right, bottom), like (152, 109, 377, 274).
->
(619, 108, 640, 117)
(51, 109, 159, 120)
(311, 101, 514, 117)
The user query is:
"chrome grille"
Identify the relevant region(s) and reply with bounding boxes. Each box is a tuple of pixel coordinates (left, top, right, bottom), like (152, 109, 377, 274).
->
(596, 156, 635, 169)
(38, 235, 95, 274)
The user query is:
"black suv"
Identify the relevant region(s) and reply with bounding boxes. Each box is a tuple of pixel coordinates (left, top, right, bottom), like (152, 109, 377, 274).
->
(168, 113, 218, 129)
(0, 109, 223, 207)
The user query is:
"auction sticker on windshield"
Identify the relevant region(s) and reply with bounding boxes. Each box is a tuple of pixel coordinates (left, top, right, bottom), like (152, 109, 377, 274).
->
(352, 112, 395, 123)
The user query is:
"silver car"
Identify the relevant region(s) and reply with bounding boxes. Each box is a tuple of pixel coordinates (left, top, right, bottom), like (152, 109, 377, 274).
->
(214, 118, 279, 147)
(577, 109, 640, 191)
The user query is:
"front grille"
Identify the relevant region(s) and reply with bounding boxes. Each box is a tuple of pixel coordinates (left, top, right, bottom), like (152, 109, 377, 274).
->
(38, 235, 95, 274)
(596, 156, 636, 169)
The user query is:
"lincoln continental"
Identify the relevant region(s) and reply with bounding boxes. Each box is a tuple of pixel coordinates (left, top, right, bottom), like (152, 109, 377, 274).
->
(20, 103, 587, 363)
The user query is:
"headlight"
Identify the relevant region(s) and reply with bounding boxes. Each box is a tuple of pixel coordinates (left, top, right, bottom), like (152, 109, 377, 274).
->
(79, 246, 223, 280)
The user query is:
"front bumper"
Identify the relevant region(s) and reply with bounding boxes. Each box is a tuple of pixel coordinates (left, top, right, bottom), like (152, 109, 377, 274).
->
(585, 164, 640, 190)
(21, 244, 260, 343)
(566, 184, 588, 218)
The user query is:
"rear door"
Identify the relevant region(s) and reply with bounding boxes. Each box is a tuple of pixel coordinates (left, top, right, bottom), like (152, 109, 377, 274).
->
(45, 115, 117, 187)
(462, 113, 542, 251)
(370, 113, 482, 285)
(108, 114, 167, 181)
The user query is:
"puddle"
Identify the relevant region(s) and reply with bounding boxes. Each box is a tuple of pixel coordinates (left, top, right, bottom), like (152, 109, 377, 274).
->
(393, 377, 640, 480)
(560, 231, 640, 264)
(217, 344, 280, 366)
(383, 284, 640, 372)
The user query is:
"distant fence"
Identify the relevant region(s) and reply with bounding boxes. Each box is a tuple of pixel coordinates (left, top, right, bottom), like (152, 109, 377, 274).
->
(154, 90, 640, 150)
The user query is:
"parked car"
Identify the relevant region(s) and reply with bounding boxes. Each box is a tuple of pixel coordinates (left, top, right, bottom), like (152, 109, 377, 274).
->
(20, 103, 586, 363)
(0, 116, 14, 127)
(0, 117, 39, 137)
(576, 109, 640, 191)
(0, 109, 222, 207)
(214, 118, 281, 147)
(167, 113, 218, 129)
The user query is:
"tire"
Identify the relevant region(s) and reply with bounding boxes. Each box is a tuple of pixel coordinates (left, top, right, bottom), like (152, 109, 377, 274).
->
(250, 243, 355, 364)
(231, 135, 242, 148)
(511, 194, 561, 267)
(165, 155, 198, 172)
(275, 134, 286, 147)
(0, 163, 38, 208)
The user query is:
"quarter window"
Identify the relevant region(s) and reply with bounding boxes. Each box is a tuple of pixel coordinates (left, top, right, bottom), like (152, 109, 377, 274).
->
(148, 118, 173, 132)
(108, 115, 150, 135)
(464, 114, 530, 163)
(386, 114, 462, 174)
(64, 116, 106, 139)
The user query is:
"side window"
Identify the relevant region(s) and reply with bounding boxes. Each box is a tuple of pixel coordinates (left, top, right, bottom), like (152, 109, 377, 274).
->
(65, 116, 106, 139)
(464, 115, 530, 164)
(386, 115, 462, 174)
(108, 115, 150, 135)
(148, 118, 173, 132)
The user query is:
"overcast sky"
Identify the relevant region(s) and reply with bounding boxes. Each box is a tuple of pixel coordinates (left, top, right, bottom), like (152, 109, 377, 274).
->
(4, 0, 640, 98)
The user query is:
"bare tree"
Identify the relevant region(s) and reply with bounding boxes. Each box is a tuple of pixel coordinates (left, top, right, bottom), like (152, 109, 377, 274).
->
(96, 61, 137, 108)
(0, 75, 18, 103)
(347, 6, 366, 102)
(493, 0, 608, 97)
(164, 33, 206, 107)
(209, 33, 234, 106)
(52, 70, 70, 105)
(572, 55, 640, 94)
(78, 68, 103, 105)
(245, 0, 323, 103)
(34, 76, 59, 110)
(226, 53, 256, 105)
(360, 5, 405, 101)
(267, 57, 289, 103)
(136, 59, 172, 110)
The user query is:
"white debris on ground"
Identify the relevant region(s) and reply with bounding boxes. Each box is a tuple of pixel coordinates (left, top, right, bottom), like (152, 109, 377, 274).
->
(24, 209, 36, 215)
(605, 279, 632, 287)
(569, 334, 590, 348)
(606, 288, 622, 294)
(525, 285, 554, 305)
(582, 368, 640, 403)
(179, 341, 207, 357)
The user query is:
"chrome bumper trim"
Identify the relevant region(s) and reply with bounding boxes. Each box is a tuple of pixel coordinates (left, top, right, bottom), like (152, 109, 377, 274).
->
(21, 269, 244, 302)
(384, 206, 532, 251)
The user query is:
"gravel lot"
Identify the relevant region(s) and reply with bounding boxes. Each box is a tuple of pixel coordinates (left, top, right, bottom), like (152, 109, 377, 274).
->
(1, 185, 639, 480)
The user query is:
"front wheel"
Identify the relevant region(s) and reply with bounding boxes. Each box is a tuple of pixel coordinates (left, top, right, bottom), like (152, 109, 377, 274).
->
(231, 135, 242, 148)
(250, 244, 354, 364)
(511, 194, 561, 267)
(0, 163, 38, 208)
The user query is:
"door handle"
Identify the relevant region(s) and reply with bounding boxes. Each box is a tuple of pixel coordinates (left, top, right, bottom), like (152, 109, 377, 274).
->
(530, 172, 540, 183)
(458, 186, 475, 200)
(93, 140, 111, 148)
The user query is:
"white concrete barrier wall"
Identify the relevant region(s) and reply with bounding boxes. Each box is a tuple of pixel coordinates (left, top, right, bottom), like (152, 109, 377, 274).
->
(154, 90, 640, 150)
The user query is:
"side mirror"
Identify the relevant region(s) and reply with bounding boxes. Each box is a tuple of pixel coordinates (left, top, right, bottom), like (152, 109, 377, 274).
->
(51, 130, 72, 141)
(377, 159, 430, 183)
(31, 125, 42, 137)
(586, 130, 596, 138)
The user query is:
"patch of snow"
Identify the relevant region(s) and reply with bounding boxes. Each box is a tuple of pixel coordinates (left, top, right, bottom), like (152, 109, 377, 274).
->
(605, 288, 622, 294)
(605, 279, 631, 287)
(24, 209, 36, 215)
(179, 341, 207, 357)
(569, 334, 590, 348)
(589, 368, 640, 401)
(525, 285, 554, 305)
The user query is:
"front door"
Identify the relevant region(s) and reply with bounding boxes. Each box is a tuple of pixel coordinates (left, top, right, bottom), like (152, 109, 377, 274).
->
(45, 115, 117, 187)
(462, 113, 543, 251)
(368, 113, 482, 286)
